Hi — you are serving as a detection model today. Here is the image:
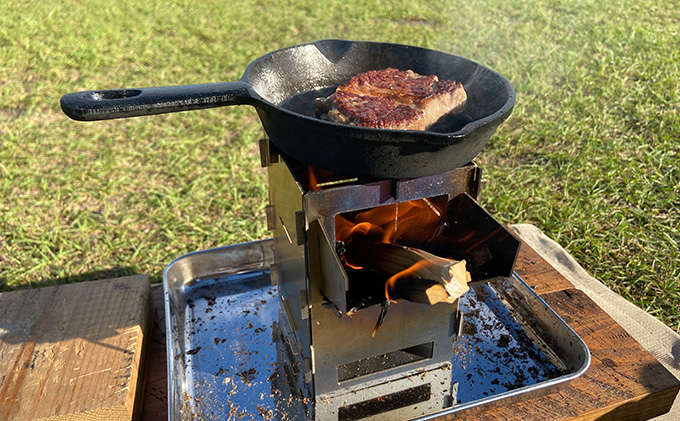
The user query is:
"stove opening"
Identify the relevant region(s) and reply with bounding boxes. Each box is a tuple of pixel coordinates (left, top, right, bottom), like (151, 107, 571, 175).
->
(337, 341, 434, 382)
(335, 196, 450, 310)
(338, 383, 431, 421)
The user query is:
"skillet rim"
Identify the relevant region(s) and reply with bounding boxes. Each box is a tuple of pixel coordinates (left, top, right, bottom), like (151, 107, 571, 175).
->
(240, 38, 516, 145)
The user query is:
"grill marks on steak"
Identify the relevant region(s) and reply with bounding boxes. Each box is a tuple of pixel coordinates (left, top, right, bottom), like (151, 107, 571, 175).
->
(316, 68, 467, 130)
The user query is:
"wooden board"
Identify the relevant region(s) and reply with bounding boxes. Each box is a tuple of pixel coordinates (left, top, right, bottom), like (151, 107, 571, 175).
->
(513, 239, 574, 296)
(140, 284, 168, 421)
(0, 275, 153, 421)
(141, 240, 680, 420)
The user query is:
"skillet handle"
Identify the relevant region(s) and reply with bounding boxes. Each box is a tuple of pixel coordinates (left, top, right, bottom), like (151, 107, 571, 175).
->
(60, 81, 255, 121)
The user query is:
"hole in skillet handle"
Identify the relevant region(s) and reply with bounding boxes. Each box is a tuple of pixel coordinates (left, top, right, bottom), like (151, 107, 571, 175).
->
(89, 89, 142, 100)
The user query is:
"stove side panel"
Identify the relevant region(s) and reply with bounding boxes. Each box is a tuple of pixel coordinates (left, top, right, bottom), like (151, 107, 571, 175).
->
(268, 158, 313, 370)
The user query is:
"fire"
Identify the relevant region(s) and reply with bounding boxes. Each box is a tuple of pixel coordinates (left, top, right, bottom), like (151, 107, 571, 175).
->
(306, 164, 359, 191)
(308, 166, 320, 191)
(335, 197, 463, 335)
(336, 197, 448, 293)
(384, 259, 437, 303)
(336, 197, 446, 249)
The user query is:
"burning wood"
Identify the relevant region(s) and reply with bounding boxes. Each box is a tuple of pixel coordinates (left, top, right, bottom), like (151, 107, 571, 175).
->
(345, 240, 471, 305)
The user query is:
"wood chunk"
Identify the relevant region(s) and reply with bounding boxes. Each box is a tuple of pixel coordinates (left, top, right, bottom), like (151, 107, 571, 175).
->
(0, 275, 153, 420)
(346, 240, 471, 304)
(391, 279, 452, 305)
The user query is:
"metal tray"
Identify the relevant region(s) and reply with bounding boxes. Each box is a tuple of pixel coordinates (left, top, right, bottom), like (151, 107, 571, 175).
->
(163, 239, 590, 420)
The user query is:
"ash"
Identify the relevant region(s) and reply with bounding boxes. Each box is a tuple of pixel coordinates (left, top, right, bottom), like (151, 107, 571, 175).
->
(451, 281, 560, 404)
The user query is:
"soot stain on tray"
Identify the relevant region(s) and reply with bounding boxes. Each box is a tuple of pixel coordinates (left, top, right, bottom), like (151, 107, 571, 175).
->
(452, 282, 567, 403)
(462, 320, 477, 336)
(497, 333, 511, 348)
(202, 293, 217, 307)
(173, 272, 288, 419)
(186, 347, 202, 355)
(238, 367, 258, 386)
(257, 405, 274, 420)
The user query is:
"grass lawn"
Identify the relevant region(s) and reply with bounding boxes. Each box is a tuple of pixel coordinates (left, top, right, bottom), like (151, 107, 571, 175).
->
(1, 1, 679, 331)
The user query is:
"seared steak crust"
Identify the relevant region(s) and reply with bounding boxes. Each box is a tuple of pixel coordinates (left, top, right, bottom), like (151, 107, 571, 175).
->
(317, 68, 467, 130)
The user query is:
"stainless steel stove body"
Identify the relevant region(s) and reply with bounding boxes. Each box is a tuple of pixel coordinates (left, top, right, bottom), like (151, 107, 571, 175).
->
(261, 139, 520, 420)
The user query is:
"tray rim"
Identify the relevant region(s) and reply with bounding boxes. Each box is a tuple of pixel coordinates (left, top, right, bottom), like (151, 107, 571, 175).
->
(162, 239, 591, 420)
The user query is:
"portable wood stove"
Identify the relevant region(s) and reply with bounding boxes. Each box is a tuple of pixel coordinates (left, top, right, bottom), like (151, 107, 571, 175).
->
(261, 139, 521, 419)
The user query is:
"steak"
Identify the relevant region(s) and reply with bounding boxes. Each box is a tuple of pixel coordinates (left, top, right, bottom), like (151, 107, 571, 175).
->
(316, 68, 467, 130)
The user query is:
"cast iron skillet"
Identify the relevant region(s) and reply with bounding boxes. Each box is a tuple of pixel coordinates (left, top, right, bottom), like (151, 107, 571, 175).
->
(61, 39, 515, 179)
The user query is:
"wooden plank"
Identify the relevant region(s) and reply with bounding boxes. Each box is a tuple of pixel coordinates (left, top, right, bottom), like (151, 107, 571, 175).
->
(140, 285, 168, 421)
(513, 239, 575, 295)
(0, 275, 152, 421)
(451, 288, 680, 420)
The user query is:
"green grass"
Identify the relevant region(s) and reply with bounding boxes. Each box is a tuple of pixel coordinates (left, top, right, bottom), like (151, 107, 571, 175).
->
(1, 1, 679, 330)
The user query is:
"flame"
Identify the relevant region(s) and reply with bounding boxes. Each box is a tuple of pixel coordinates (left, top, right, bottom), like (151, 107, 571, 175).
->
(384, 259, 437, 302)
(306, 165, 359, 191)
(336, 197, 447, 296)
(308, 166, 320, 191)
(336, 196, 449, 334)
(336, 197, 446, 250)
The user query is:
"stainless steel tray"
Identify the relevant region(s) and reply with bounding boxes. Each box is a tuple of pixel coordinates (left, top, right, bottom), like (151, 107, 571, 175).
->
(163, 239, 590, 420)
